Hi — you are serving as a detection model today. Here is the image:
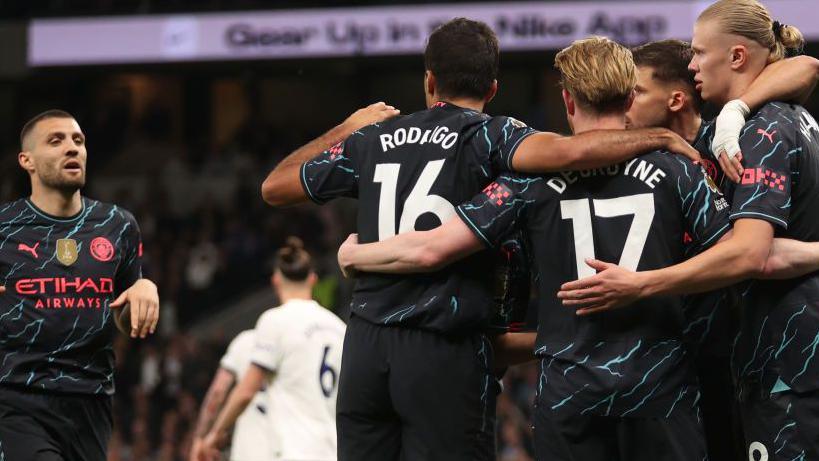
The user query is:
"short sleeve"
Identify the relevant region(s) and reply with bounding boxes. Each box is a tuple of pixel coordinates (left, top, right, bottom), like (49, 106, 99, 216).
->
(115, 211, 143, 295)
(300, 133, 362, 204)
(729, 112, 793, 228)
(679, 162, 732, 253)
(455, 173, 541, 249)
(219, 332, 249, 375)
(478, 116, 537, 173)
(250, 313, 284, 372)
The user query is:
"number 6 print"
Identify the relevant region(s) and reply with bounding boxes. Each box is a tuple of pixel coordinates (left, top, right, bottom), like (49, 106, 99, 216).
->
(319, 345, 337, 398)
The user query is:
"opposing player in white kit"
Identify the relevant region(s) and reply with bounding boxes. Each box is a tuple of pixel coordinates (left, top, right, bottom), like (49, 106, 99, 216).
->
(201, 238, 346, 461)
(190, 330, 272, 461)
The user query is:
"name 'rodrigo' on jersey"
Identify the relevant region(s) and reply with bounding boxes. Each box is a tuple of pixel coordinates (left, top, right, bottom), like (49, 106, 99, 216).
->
(456, 152, 730, 417)
(0, 197, 142, 395)
(300, 102, 535, 333)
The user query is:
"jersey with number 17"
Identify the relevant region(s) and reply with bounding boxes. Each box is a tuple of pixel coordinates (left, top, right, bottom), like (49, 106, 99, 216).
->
(456, 152, 731, 416)
(300, 102, 535, 333)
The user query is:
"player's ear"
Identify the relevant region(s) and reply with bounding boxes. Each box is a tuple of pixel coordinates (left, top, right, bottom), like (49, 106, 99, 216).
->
(18, 151, 35, 174)
(425, 71, 436, 99)
(624, 90, 635, 113)
(271, 272, 280, 290)
(730, 45, 748, 70)
(668, 90, 685, 113)
(307, 272, 318, 287)
(562, 89, 575, 117)
(484, 80, 498, 104)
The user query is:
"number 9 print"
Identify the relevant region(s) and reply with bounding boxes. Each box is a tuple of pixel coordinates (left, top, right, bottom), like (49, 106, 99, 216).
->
(748, 442, 768, 461)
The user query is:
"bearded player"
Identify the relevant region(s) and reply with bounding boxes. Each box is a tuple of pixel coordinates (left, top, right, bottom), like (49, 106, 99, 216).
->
(0, 110, 159, 461)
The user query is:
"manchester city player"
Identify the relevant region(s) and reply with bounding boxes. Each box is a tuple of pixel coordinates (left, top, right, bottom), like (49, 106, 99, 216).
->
(627, 39, 819, 460)
(261, 18, 699, 461)
(559, 2, 819, 458)
(337, 36, 729, 461)
(0, 110, 159, 461)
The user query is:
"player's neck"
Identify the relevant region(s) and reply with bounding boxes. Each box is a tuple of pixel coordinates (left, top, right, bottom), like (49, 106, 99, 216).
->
(572, 113, 625, 134)
(433, 96, 485, 113)
(29, 186, 82, 218)
(722, 74, 757, 107)
(670, 109, 703, 145)
(277, 289, 313, 304)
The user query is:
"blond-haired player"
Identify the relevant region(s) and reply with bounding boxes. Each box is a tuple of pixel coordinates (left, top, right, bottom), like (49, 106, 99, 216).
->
(337, 36, 728, 461)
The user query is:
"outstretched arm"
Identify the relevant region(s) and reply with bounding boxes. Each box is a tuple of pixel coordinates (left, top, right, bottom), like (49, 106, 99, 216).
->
(762, 238, 819, 280)
(511, 128, 700, 173)
(742, 55, 819, 110)
(559, 219, 773, 315)
(337, 218, 485, 276)
(261, 102, 399, 207)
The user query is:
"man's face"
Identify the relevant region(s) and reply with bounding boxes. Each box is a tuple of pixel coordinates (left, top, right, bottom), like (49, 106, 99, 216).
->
(21, 117, 87, 192)
(689, 20, 732, 105)
(626, 66, 672, 129)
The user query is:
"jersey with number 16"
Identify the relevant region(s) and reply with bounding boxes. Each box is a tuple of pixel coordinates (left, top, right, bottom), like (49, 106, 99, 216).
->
(300, 102, 535, 333)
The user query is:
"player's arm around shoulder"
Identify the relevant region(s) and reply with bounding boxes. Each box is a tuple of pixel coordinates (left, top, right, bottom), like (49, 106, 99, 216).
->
(261, 102, 399, 207)
(337, 217, 484, 277)
(510, 127, 700, 173)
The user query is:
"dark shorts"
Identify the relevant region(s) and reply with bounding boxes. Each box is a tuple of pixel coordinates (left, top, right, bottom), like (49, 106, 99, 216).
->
(737, 382, 819, 461)
(0, 385, 112, 461)
(697, 351, 744, 461)
(336, 314, 498, 461)
(533, 394, 706, 461)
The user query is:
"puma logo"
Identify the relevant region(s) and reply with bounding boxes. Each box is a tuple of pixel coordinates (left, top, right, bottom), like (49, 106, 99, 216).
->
(18, 242, 40, 259)
(757, 128, 777, 143)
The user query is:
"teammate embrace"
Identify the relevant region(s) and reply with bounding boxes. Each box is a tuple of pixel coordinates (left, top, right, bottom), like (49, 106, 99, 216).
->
(264, 1, 819, 460)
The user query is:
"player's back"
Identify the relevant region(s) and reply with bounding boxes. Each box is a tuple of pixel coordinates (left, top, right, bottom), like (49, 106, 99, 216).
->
(516, 152, 728, 415)
(529, 152, 728, 345)
(252, 300, 345, 461)
(302, 101, 534, 332)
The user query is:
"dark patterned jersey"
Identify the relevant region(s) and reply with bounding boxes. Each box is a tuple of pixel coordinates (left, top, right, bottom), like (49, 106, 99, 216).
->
(300, 102, 535, 332)
(456, 151, 731, 416)
(0, 197, 142, 395)
(722, 102, 819, 394)
(681, 117, 740, 356)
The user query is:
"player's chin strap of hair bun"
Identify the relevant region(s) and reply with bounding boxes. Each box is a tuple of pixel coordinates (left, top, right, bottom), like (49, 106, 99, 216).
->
(773, 20, 804, 58)
(772, 20, 784, 37)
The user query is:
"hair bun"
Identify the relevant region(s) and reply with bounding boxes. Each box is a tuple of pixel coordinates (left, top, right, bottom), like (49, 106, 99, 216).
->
(284, 236, 304, 251)
(275, 236, 312, 281)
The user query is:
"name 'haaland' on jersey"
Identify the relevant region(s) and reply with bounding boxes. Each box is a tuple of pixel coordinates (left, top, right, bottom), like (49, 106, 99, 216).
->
(379, 125, 459, 152)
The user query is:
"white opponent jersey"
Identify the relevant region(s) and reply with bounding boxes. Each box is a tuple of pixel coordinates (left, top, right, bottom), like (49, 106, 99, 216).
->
(251, 299, 346, 461)
(220, 330, 273, 461)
